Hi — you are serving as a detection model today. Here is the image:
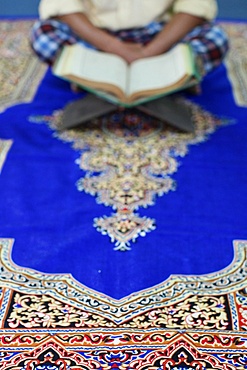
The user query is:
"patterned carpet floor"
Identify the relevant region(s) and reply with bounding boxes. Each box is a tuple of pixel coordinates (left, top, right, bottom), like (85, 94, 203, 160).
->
(0, 19, 247, 369)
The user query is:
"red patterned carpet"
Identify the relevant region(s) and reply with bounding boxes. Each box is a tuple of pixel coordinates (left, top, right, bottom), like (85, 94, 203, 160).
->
(1, 239, 247, 369)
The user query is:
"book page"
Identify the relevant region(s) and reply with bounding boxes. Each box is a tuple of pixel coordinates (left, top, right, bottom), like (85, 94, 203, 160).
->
(128, 44, 191, 97)
(59, 44, 128, 95)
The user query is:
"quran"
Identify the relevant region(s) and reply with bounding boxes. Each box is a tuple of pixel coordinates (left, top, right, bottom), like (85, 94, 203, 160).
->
(53, 42, 200, 107)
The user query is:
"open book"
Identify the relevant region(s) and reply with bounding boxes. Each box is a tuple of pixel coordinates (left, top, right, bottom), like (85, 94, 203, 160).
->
(53, 42, 200, 107)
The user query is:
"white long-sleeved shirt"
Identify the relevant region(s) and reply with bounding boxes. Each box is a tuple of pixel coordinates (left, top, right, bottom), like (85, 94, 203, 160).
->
(39, 0, 217, 31)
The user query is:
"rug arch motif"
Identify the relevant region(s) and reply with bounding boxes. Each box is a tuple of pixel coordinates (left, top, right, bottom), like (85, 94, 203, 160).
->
(0, 238, 247, 369)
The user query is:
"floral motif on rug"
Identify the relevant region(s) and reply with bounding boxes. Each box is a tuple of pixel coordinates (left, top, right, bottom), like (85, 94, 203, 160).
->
(221, 21, 247, 107)
(30, 102, 226, 250)
(0, 139, 12, 172)
(0, 238, 247, 369)
(0, 20, 47, 112)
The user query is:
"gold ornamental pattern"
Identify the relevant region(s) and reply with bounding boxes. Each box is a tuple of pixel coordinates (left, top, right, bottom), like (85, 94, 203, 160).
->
(30, 101, 225, 250)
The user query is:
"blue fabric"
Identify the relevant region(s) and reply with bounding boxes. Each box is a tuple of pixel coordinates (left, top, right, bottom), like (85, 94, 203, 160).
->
(0, 64, 247, 299)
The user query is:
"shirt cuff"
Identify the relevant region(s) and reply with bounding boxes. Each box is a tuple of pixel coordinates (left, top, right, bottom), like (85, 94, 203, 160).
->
(173, 0, 218, 20)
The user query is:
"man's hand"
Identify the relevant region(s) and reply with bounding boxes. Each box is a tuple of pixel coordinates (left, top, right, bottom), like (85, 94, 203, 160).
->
(57, 13, 146, 63)
(113, 42, 145, 64)
(57, 11, 204, 63)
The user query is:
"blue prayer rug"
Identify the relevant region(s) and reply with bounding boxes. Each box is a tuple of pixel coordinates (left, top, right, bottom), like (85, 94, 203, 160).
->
(0, 20, 247, 369)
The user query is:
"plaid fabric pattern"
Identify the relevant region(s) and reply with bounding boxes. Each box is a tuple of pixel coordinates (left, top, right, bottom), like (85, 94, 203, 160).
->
(30, 19, 228, 73)
(183, 23, 229, 73)
(31, 20, 81, 64)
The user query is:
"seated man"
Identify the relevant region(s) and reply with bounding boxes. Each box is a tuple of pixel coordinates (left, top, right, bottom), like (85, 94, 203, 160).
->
(31, 0, 228, 78)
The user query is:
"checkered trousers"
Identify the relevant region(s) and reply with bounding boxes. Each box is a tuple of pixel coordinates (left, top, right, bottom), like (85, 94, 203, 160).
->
(30, 19, 229, 74)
